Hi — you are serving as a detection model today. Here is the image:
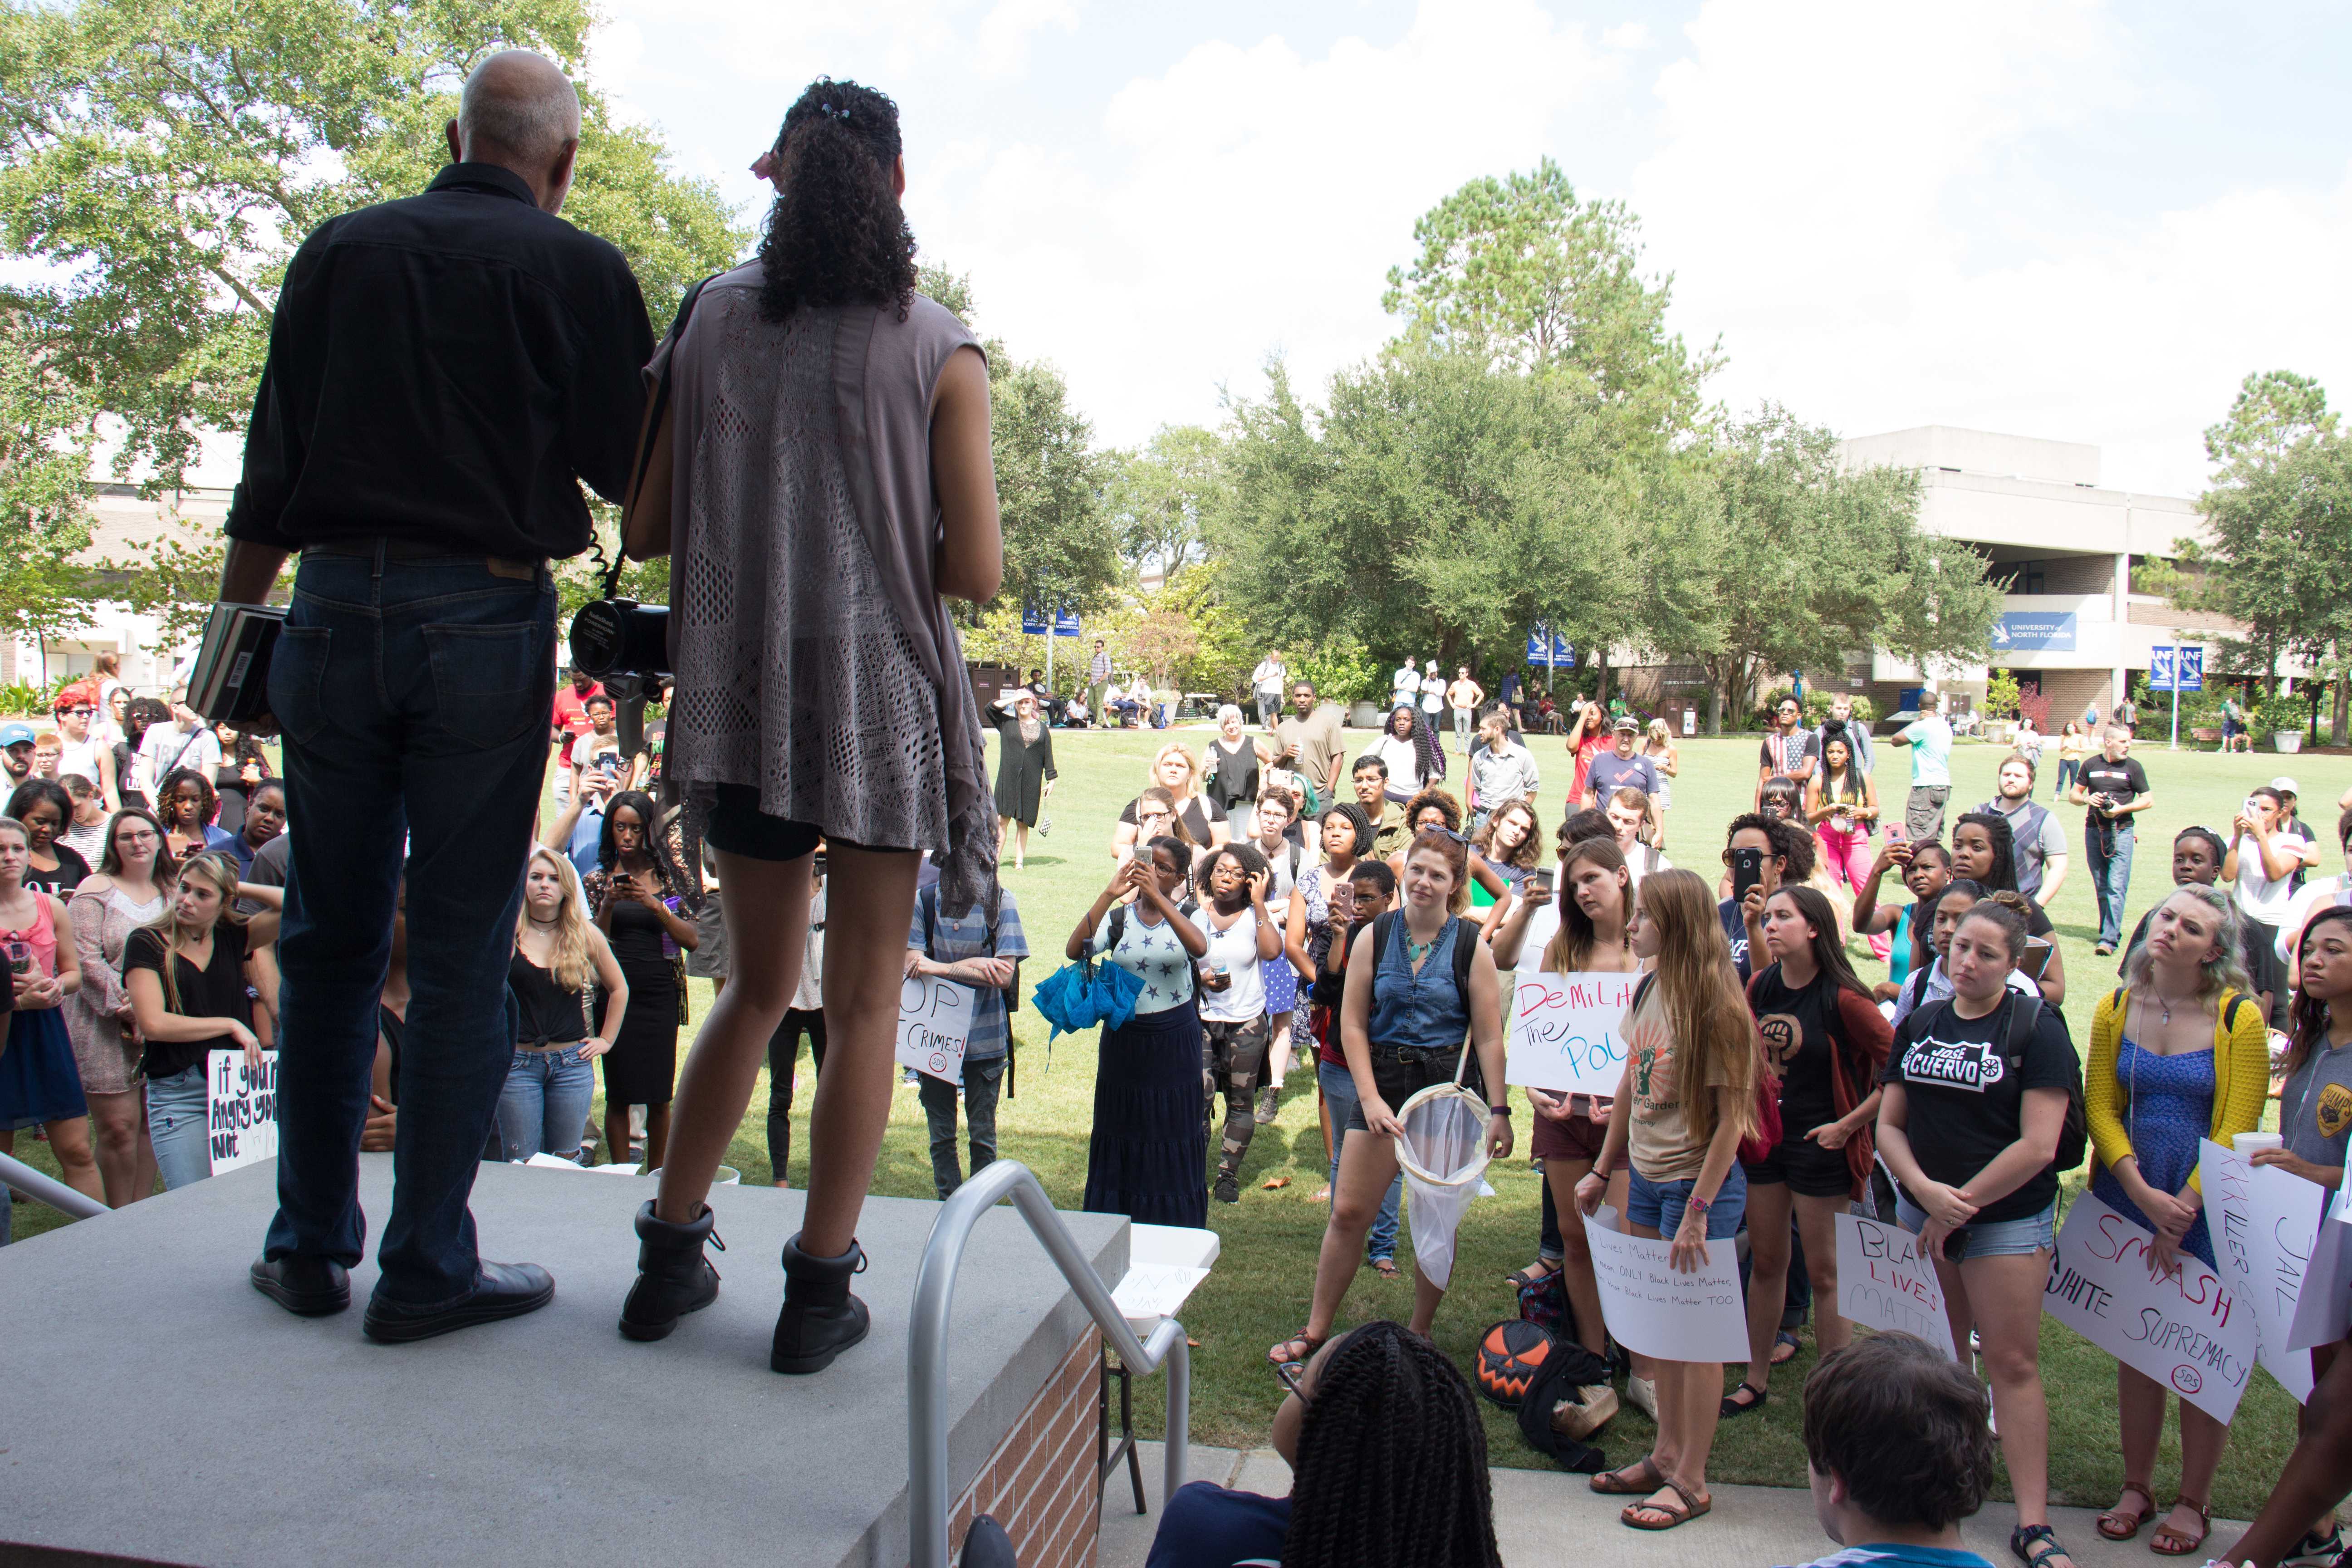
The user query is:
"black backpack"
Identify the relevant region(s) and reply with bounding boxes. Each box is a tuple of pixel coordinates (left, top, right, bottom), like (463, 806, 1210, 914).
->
(1913, 991, 2087, 1173)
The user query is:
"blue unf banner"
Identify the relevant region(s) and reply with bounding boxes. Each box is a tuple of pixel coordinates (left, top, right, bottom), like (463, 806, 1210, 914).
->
(1021, 605, 1083, 637)
(1989, 611, 2077, 652)
(1525, 624, 1576, 666)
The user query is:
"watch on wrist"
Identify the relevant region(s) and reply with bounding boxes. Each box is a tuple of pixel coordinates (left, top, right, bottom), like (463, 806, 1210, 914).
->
(1489, 1103, 1511, 1118)
(1685, 1193, 1712, 1216)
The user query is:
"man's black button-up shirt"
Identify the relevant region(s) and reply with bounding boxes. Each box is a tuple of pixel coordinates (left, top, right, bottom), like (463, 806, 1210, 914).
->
(226, 162, 655, 563)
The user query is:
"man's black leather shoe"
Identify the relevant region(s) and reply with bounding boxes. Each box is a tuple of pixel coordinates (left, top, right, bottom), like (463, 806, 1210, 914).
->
(250, 1253, 351, 1316)
(362, 1262, 555, 1343)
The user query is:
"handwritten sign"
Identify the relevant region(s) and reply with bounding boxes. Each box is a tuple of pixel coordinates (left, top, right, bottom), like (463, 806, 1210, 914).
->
(895, 975, 975, 1086)
(2043, 1192, 2256, 1422)
(1580, 1207, 1749, 1362)
(2200, 1139, 2319, 1400)
(1506, 971, 1639, 1097)
(1834, 1213, 1957, 1360)
(2289, 1178, 2352, 1353)
(206, 1050, 278, 1174)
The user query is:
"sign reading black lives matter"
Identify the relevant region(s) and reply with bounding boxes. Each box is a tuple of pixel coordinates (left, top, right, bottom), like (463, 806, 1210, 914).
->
(207, 1050, 279, 1174)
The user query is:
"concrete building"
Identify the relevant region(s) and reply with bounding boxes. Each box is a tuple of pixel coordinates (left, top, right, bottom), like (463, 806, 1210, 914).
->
(0, 481, 230, 695)
(1831, 425, 2245, 727)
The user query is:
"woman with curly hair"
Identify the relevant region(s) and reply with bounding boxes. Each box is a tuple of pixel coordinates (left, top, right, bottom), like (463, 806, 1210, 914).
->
(1149, 1320, 1503, 1568)
(614, 76, 1004, 1373)
(157, 767, 235, 869)
(1386, 785, 1507, 904)
(1470, 795, 1542, 942)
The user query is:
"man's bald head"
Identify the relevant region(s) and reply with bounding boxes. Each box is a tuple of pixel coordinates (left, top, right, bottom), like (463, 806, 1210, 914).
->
(448, 50, 581, 212)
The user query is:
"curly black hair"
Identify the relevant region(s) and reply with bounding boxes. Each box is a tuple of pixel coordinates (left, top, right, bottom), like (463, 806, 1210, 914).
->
(1282, 1321, 1503, 1568)
(756, 78, 918, 325)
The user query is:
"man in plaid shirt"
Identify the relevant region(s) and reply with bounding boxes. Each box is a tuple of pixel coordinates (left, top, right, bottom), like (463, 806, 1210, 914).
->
(905, 884, 1029, 1199)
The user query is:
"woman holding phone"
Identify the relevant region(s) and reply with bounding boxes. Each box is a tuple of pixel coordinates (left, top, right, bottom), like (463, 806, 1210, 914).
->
(0, 813, 98, 1202)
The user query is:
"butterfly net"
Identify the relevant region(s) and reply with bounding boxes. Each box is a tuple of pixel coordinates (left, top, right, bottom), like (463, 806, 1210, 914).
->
(1394, 1082, 1493, 1290)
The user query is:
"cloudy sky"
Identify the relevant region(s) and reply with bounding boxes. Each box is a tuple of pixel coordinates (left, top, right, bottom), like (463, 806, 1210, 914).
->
(586, 0, 2352, 499)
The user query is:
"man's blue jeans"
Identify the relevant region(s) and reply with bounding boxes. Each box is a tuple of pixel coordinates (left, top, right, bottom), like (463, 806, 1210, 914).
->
(496, 1046, 597, 1162)
(2089, 820, 2136, 949)
(262, 551, 554, 1307)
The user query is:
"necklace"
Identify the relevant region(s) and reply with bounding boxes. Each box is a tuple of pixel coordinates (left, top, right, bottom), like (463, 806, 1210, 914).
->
(2150, 983, 2187, 1025)
(526, 913, 561, 929)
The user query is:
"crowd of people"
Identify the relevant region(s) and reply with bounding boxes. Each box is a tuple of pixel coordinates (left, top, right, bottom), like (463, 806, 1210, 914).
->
(1045, 674, 2350, 1568)
(5, 41, 2340, 1568)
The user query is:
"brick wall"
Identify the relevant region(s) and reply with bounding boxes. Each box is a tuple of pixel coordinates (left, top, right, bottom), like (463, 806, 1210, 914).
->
(943, 1327, 1102, 1568)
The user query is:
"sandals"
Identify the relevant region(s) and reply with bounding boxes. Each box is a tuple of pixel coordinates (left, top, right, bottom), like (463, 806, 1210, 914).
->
(1769, 1329, 1802, 1366)
(2010, 1522, 2077, 1568)
(1622, 1479, 1709, 1531)
(2150, 1496, 2210, 1558)
(1589, 1457, 1664, 1495)
(1505, 1259, 1561, 1290)
(1719, 1380, 1769, 1417)
(1267, 1329, 1326, 1369)
(1372, 1257, 1401, 1280)
(2096, 1480, 2156, 1541)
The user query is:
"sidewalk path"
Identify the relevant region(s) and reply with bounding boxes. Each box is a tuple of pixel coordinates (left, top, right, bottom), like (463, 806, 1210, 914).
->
(1097, 1443, 2248, 1568)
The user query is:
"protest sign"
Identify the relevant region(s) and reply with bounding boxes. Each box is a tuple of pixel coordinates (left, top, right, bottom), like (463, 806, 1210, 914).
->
(896, 975, 975, 1086)
(1506, 971, 1640, 1098)
(206, 1049, 278, 1174)
(2200, 1139, 2318, 1400)
(1580, 1207, 1748, 1362)
(1834, 1212, 1957, 1360)
(2044, 1192, 2256, 1423)
(2288, 1178, 2352, 1353)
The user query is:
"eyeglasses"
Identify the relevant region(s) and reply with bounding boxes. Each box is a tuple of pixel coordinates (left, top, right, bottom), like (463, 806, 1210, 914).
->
(1271, 1357, 1306, 1398)
(1416, 826, 1468, 844)
(116, 830, 158, 845)
(62, 706, 94, 717)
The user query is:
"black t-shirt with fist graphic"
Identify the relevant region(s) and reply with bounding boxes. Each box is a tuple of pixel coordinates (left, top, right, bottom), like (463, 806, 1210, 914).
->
(1749, 963, 1838, 1137)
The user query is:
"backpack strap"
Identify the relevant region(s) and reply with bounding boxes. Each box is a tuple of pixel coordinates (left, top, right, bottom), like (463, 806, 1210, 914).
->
(1450, 915, 1475, 995)
(1105, 902, 1125, 953)
(1369, 909, 1401, 975)
(2222, 991, 2247, 1035)
(2003, 992, 2044, 1064)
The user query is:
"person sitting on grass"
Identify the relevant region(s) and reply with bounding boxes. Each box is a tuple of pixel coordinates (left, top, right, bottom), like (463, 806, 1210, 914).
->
(1148, 1320, 1503, 1568)
(1769, 1331, 1999, 1568)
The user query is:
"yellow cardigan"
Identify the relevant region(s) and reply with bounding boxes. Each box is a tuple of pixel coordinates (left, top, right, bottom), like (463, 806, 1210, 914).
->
(2085, 986, 2270, 1191)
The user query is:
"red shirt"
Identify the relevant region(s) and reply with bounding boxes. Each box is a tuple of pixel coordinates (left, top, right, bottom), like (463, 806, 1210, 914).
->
(552, 681, 605, 739)
(1568, 733, 1606, 810)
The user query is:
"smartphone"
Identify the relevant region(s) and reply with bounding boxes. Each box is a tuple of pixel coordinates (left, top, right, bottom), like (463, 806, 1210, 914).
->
(1531, 867, 1555, 896)
(1732, 846, 1765, 904)
(1884, 821, 1907, 844)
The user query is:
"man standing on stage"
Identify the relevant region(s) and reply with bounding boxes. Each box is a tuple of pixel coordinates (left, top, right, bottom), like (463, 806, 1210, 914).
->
(222, 51, 653, 1341)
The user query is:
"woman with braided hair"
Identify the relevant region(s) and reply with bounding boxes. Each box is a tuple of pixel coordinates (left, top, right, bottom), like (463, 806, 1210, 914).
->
(1147, 1320, 1503, 1568)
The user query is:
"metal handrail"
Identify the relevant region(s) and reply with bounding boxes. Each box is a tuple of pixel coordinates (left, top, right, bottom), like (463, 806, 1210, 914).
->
(0, 1149, 108, 1220)
(908, 1160, 1189, 1568)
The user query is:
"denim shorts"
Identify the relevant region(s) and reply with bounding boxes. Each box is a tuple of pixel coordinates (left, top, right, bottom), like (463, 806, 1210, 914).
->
(1625, 1163, 1747, 1239)
(1895, 1194, 2057, 1258)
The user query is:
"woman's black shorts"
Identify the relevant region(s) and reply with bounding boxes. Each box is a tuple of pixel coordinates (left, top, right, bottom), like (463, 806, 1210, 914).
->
(1740, 1134, 1854, 1200)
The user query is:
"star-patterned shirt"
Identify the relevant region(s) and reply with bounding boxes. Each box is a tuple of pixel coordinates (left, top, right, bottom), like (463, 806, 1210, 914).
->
(1089, 898, 1199, 1015)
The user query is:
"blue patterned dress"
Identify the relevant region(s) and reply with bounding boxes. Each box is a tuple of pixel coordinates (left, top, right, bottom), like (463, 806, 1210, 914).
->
(2088, 1039, 2217, 1268)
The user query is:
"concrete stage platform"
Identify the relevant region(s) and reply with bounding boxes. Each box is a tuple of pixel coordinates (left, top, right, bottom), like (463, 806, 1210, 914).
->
(2, 1156, 1128, 1568)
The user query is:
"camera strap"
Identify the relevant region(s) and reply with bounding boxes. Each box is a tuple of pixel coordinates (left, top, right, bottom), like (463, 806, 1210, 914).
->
(610, 271, 720, 601)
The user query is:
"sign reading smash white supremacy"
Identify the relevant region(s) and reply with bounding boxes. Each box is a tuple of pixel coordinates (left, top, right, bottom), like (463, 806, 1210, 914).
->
(1835, 1213, 1957, 1360)
(2044, 1192, 2256, 1423)
(1581, 1208, 1748, 1362)
(1506, 971, 1639, 1097)
(894, 975, 975, 1087)
(207, 1049, 278, 1174)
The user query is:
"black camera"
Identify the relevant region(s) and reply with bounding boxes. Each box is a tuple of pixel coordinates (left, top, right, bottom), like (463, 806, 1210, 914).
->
(568, 598, 669, 681)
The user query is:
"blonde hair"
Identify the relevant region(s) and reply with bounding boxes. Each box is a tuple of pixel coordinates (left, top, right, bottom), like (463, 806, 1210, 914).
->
(139, 850, 246, 1016)
(1633, 868, 1758, 1151)
(521, 845, 596, 993)
(1146, 742, 1200, 797)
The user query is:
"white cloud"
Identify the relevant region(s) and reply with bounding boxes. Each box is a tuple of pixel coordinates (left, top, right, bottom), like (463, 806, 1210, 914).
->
(974, 0, 1082, 77)
(917, 0, 1610, 444)
(1601, 21, 1651, 49)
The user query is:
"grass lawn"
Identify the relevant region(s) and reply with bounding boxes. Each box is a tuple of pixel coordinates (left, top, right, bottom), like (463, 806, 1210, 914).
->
(7, 717, 2336, 1515)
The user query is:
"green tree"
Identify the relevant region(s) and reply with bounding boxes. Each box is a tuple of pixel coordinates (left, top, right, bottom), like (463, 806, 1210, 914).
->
(1105, 425, 1226, 587)
(1382, 157, 1720, 443)
(0, 0, 744, 501)
(1213, 344, 1641, 683)
(2156, 375, 2352, 736)
(988, 354, 1117, 623)
(1673, 407, 2002, 733)
(0, 315, 100, 653)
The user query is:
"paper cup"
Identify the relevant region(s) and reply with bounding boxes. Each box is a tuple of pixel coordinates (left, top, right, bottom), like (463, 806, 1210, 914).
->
(2233, 1132, 2284, 1155)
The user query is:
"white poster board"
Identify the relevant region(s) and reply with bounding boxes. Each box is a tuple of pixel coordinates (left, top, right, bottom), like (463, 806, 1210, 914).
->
(1505, 970, 1639, 1098)
(895, 975, 975, 1086)
(1834, 1212, 1958, 1360)
(2200, 1139, 2319, 1400)
(206, 1049, 279, 1174)
(2289, 1177, 2352, 1352)
(1580, 1207, 1749, 1362)
(2043, 1192, 2257, 1423)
